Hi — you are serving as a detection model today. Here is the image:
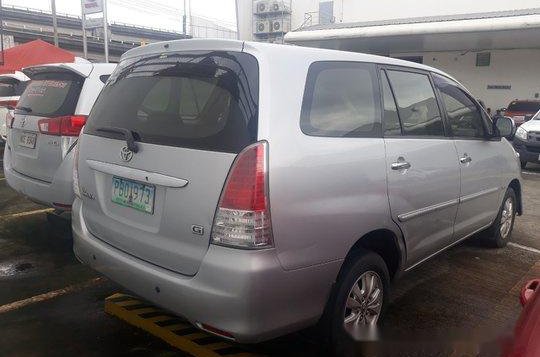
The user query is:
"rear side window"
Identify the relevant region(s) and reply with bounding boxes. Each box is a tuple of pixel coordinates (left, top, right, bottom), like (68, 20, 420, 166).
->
(386, 70, 444, 136)
(16, 73, 83, 117)
(300, 62, 381, 138)
(85, 51, 259, 154)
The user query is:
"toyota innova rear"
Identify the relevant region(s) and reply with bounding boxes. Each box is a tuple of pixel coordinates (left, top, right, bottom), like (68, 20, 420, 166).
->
(72, 39, 522, 345)
(3, 63, 115, 209)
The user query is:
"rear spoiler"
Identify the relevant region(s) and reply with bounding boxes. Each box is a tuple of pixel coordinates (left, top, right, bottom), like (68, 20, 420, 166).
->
(0, 71, 29, 84)
(22, 63, 93, 79)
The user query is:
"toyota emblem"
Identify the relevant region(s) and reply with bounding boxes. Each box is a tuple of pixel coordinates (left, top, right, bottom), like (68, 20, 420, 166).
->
(120, 146, 134, 162)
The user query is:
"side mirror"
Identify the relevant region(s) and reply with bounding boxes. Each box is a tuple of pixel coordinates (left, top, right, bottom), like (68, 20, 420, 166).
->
(494, 116, 516, 140)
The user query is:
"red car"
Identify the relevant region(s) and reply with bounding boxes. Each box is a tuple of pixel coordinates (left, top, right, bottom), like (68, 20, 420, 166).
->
(503, 279, 540, 357)
(505, 100, 540, 126)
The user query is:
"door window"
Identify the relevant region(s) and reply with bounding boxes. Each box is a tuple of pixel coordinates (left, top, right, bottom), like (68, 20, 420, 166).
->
(381, 71, 401, 136)
(301, 62, 381, 138)
(386, 70, 444, 136)
(433, 74, 485, 138)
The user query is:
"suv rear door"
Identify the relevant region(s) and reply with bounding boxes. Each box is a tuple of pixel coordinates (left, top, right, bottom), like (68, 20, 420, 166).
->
(9, 67, 85, 182)
(380, 68, 460, 268)
(78, 50, 259, 276)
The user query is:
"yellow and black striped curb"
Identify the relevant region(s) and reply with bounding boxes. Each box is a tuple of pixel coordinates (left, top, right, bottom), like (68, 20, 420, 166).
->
(105, 293, 263, 357)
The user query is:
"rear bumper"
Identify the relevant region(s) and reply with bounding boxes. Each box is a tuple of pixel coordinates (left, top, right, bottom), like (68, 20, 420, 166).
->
(513, 138, 540, 163)
(3, 144, 75, 208)
(72, 198, 341, 343)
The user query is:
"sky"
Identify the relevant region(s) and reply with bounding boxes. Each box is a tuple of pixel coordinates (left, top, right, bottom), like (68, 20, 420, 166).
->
(3, 0, 237, 32)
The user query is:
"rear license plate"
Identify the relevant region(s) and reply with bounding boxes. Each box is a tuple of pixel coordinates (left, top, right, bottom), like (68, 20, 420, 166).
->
(111, 176, 155, 214)
(18, 132, 37, 149)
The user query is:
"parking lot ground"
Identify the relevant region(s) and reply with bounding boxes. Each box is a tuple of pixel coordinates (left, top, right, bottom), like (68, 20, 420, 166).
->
(1, 151, 540, 356)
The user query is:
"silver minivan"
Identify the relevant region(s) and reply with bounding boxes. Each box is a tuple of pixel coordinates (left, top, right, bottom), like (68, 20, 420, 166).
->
(72, 39, 522, 346)
(4, 62, 115, 210)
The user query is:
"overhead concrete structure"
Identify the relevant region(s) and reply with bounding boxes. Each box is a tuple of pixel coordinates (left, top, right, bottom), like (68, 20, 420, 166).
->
(285, 9, 540, 54)
(280, 7, 540, 111)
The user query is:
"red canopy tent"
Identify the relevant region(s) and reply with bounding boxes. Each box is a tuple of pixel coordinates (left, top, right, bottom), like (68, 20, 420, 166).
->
(0, 39, 75, 74)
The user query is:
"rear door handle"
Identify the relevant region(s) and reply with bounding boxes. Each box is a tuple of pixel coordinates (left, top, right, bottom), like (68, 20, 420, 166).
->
(459, 154, 472, 164)
(391, 161, 411, 170)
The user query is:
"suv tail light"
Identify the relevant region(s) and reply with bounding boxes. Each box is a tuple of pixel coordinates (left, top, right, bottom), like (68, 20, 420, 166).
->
(0, 100, 18, 109)
(211, 141, 273, 249)
(73, 141, 81, 199)
(38, 115, 87, 136)
(5, 111, 14, 129)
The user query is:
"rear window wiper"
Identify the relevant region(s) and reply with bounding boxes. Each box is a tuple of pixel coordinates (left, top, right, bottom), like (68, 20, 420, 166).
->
(96, 126, 139, 153)
(15, 106, 32, 113)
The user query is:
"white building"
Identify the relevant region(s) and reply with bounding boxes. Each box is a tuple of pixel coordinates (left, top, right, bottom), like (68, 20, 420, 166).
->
(236, 0, 540, 111)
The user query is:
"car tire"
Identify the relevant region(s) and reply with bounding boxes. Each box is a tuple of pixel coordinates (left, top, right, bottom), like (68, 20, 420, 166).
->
(520, 160, 527, 169)
(483, 187, 517, 248)
(323, 249, 390, 356)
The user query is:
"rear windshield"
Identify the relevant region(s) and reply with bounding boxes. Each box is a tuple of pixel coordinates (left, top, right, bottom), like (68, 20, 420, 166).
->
(507, 101, 540, 113)
(85, 51, 259, 154)
(16, 73, 83, 117)
(0, 80, 27, 97)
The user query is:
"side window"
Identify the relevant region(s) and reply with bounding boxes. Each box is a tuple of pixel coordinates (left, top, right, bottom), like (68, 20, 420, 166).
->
(381, 71, 401, 136)
(301, 62, 381, 138)
(386, 70, 444, 136)
(433, 74, 486, 138)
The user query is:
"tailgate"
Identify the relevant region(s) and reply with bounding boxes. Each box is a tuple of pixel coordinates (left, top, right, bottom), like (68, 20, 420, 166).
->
(9, 72, 83, 182)
(78, 50, 259, 275)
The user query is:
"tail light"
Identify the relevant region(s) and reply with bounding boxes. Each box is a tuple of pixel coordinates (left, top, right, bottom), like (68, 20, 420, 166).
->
(211, 141, 273, 249)
(5, 111, 14, 129)
(0, 100, 18, 109)
(73, 141, 81, 199)
(38, 115, 87, 136)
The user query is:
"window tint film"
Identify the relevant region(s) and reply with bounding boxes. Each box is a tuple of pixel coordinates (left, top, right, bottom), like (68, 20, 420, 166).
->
(301, 62, 381, 138)
(16, 73, 83, 117)
(0, 83, 15, 97)
(85, 51, 259, 154)
(387, 70, 444, 136)
(433, 74, 485, 138)
(381, 71, 401, 136)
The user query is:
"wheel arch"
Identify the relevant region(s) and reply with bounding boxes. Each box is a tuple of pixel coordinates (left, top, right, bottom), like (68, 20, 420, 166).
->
(509, 179, 522, 215)
(340, 228, 406, 281)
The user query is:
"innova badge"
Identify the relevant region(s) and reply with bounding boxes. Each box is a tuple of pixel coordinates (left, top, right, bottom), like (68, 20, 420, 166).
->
(120, 146, 134, 162)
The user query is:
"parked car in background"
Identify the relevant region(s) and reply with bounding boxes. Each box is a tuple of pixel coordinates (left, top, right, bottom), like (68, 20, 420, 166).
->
(3, 62, 115, 210)
(504, 100, 540, 127)
(0, 71, 29, 142)
(512, 109, 540, 168)
(72, 40, 521, 350)
(503, 279, 540, 357)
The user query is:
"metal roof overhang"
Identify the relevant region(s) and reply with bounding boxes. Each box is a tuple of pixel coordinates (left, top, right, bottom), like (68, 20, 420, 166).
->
(284, 13, 540, 54)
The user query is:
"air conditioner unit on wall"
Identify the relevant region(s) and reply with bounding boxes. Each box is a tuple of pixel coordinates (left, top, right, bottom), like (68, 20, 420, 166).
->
(271, 18, 290, 33)
(270, 1, 290, 13)
(254, 20, 271, 34)
(255, 0, 270, 14)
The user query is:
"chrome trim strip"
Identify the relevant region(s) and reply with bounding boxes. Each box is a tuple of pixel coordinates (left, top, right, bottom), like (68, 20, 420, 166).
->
(404, 222, 493, 272)
(87, 160, 189, 188)
(459, 187, 500, 203)
(397, 199, 459, 222)
(397, 187, 501, 223)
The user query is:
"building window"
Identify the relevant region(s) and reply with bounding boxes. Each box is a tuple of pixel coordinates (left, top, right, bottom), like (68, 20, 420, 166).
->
(476, 52, 491, 67)
(319, 1, 334, 25)
(394, 56, 423, 64)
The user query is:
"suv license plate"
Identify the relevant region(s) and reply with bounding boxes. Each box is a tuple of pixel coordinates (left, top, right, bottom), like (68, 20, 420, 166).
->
(19, 132, 37, 149)
(111, 176, 155, 214)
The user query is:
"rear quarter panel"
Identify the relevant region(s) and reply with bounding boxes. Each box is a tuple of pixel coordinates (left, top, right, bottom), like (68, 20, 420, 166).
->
(247, 44, 398, 271)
